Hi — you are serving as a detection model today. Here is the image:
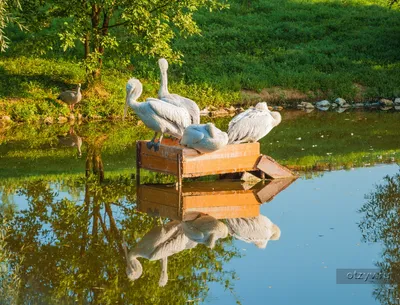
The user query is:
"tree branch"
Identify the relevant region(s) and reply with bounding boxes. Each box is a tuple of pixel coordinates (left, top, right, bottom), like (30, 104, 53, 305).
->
(102, 0, 175, 30)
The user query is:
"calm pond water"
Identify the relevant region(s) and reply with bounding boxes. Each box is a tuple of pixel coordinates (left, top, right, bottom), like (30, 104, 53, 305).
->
(0, 111, 399, 304)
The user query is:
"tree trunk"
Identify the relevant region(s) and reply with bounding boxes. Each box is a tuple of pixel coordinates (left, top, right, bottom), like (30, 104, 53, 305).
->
(92, 11, 111, 79)
(84, 33, 90, 59)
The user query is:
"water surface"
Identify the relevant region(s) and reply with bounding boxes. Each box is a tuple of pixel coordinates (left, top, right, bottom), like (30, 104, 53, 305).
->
(0, 112, 399, 304)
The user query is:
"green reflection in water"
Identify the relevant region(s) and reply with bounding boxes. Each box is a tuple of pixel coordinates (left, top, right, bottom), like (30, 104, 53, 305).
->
(0, 173, 241, 304)
(359, 171, 400, 305)
(1, 111, 399, 183)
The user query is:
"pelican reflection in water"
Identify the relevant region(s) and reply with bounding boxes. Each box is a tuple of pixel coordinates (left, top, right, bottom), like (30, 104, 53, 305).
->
(224, 215, 281, 249)
(123, 215, 228, 286)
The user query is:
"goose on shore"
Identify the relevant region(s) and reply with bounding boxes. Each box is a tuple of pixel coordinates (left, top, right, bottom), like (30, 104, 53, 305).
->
(227, 102, 281, 144)
(158, 58, 200, 124)
(57, 84, 82, 111)
(180, 123, 228, 153)
(124, 78, 191, 151)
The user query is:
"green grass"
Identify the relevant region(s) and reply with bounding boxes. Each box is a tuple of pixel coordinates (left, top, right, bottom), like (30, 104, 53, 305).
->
(174, 0, 400, 101)
(1, 0, 399, 120)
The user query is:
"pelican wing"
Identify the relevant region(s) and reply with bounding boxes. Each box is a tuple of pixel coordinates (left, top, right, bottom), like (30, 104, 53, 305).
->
(180, 125, 205, 146)
(228, 107, 254, 129)
(182, 222, 205, 241)
(170, 94, 200, 124)
(150, 231, 192, 260)
(147, 98, 191, 130)
(162, 94, 200, 124)
(228, 111, 273, 144)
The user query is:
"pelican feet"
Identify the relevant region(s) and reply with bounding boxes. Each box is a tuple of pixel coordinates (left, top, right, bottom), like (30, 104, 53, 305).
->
(153, 142, 161, 152)
(146, 141, 154, 150)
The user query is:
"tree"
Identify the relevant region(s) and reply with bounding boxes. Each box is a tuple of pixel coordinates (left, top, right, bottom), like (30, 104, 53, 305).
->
(0, 0, 24, 51)
(19, 0, 227, 78)
(358, 172, 400, 305)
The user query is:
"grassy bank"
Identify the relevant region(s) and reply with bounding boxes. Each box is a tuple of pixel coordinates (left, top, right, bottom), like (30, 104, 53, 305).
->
(0, 0, 399, 121)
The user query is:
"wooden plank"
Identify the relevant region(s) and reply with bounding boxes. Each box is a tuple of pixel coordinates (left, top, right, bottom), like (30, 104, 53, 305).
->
(181, 181, 256, 193)
(183, 193, 259, 208)
(137, 186, 180, 206)
(183, 205, 260, 220)
(255, 178, 297, 203)
(257, 155, 296, 178)
(140, 154, 179, 175)
(137, 200, 180, 220)
(182, 142, 260, 159)
(139, 140, 182, 160)
(136, 141, 141, 186)
(183, 155, 259, 177)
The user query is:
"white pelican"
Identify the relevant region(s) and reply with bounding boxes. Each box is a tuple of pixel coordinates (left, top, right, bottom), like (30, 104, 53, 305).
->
(182, 214, 229, 249)
(123, 221, 197, 287)
(158, 58, 200, 124)
(57, 83, 82, 111)
(180, 123, 229, 153)
(124, 78, 191, 151)
(227, 102, 281, 144)
(224, 215, 281, 249)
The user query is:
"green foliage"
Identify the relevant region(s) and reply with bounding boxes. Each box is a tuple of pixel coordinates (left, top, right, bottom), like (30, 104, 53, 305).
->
(17, 0, 228, 77)
(0, 176, 240, 304)
(0, 0, 24, 51)
(359, 171, 400, 304)
(0, 0, 398, 119)
(172, 0, 400, 100)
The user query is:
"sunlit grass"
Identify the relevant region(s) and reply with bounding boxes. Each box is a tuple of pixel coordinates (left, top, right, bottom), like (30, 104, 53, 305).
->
(1, 0, 400, 121)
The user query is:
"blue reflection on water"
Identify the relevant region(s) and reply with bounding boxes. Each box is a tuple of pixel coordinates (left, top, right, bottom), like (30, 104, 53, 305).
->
(205, 165, 399, 305)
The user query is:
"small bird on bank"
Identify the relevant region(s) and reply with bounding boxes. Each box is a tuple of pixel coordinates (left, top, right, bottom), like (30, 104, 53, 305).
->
(57, 84, 82, 111)
(227, 102, 282, 144)
(180, 123, 229, 153)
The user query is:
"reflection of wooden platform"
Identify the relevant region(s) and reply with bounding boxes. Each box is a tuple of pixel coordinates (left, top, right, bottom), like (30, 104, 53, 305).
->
(137, 178, 296, 220)
(136, 139, 296, 185)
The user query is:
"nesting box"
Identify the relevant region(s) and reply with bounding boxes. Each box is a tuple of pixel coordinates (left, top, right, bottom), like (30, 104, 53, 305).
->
(136, 139, 295, 185)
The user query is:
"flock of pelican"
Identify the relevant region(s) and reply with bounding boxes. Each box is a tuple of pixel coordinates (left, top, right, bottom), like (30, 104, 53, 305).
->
(57, 58, 281, 152)
(58, 58, 281, 152)
(123, 58, 282, 152)
(123, 214, 280, 286)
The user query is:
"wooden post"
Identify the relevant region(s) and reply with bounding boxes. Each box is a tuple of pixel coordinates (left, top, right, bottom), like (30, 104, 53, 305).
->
(136, 141, 141, 186)
(177, 153, 183, 187)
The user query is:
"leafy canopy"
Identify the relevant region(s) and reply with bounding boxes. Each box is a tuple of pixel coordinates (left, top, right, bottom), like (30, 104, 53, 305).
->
(18, 0, 228, 76)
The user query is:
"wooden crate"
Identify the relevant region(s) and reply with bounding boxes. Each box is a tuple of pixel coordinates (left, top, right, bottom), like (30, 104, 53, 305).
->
(137, 179, 296, 220)
(137, 139, 261, 179)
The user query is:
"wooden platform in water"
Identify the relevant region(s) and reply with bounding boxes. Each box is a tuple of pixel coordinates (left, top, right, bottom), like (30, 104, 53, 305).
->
(137, 178, 296, 220)
(136, 139, 296, 185)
